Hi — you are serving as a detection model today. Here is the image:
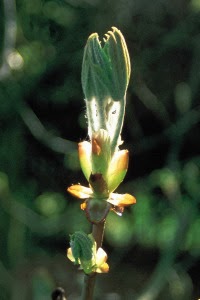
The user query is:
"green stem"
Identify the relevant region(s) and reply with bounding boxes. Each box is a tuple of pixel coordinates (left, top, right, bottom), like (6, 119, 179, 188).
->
(92, 221, 105, 249)
(81, 221, 105, 300)
(81, 273, 96, 300)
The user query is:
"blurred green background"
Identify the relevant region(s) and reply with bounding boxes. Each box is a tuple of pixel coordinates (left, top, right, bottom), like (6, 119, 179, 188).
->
(0, 0, 200, 299)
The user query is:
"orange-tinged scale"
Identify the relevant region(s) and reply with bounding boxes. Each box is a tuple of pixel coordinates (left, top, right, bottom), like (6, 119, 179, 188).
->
(106, 150, 129, 192)
(67, 185, 93, 199)
(108, 193, 136, 207)
(67, 247, 75, 262)
(78, 141, 92, 181)
(110, 149, 129, 172)
(78, 141, 91, 157)
(92, 138, 101, 155)
(96, 262, 109, 273)
(81, 202, 87, 210)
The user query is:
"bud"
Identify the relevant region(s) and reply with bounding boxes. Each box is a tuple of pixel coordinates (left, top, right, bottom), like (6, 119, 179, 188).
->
(67, 231, 109, 274)
(68, 231, 95, 273)
(82, 27, 131, 153)
(67, 27, 136, 225)
(82, 27, 131, 101)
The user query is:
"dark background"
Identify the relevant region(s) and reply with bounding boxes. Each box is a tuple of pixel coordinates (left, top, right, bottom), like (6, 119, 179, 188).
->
(0, 0, 200, 299)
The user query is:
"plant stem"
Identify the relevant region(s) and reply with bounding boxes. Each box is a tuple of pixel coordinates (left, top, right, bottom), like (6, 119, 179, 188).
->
(81, 273, 96, 300)
(92, 221, 105, 249)
(81, 221, 105, 300)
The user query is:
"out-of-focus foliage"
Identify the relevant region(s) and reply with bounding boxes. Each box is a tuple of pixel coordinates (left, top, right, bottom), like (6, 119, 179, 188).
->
(0, 0, 200, 299)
